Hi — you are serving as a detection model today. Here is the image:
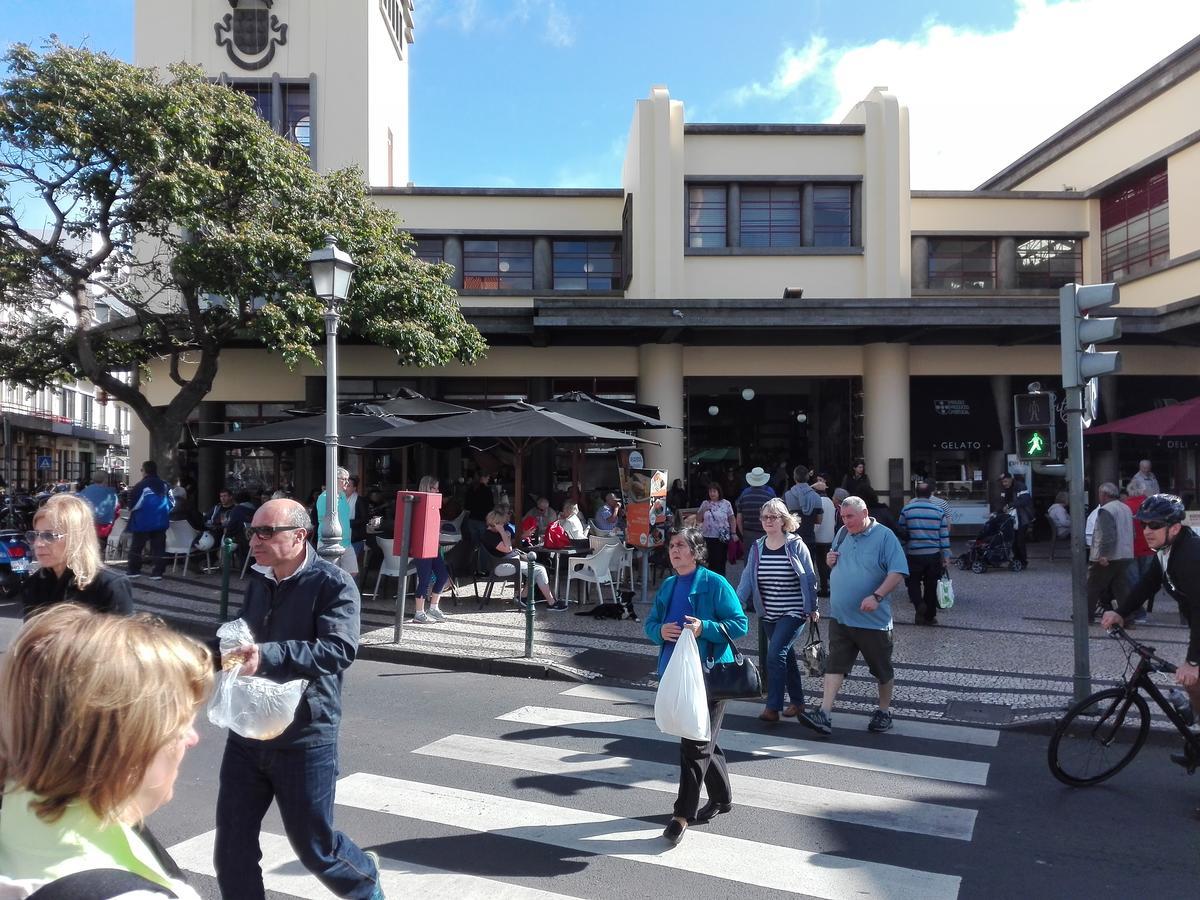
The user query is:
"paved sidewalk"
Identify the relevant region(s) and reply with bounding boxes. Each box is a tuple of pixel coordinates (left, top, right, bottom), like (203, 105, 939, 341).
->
(126, 543, 1190, 729)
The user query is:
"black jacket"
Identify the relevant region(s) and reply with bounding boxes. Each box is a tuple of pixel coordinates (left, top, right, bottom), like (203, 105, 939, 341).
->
(21, 565, 134, 620)
(224, 547, 360, 748)
(347, 492, 369, 544)
(1118, 526, 1200, 664)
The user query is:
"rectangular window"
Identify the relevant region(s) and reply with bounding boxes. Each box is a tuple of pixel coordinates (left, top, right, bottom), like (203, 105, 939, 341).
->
(1016, 238, 1082, 289)
(463, 239, 533, 291)
(233, 83, 272, 122)
(740, 186, 801, 248)
(552, 240, 621, 290)
(1101, 167, 1168, 281)
(687, 186, 726, 248)
(813, 185, 852, 247)
(281, 83, 310, 149)
(414, 238, 444, 265)
(927, 238, 996, 290)
(80, 395, 93, 428)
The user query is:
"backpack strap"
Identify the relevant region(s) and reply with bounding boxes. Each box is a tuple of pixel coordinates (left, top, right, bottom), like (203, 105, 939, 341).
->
(831, 526, 848, 553)
(28, 869, 177, 900)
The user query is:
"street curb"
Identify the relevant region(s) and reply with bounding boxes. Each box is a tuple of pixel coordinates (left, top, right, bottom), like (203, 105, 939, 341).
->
(152, 607, 589, 683)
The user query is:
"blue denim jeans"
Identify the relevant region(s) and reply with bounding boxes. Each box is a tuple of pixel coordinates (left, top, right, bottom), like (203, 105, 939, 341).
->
(416, 554, 451, 597)
(761, 615, 806, 711)
(215, 738, 379, 900)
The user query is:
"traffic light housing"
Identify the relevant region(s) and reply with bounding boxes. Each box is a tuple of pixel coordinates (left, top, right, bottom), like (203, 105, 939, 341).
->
(1014, 392, 1057, 462)
(1060, 282, 1121, 389)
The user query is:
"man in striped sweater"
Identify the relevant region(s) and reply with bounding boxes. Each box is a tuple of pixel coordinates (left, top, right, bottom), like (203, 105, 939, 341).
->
(897, 481, 951, 625)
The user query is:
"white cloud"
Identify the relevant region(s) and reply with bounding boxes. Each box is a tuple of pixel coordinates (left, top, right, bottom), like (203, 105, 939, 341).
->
(541, 1, 575, 48)
(421, 0, 575, 48)
(721, 0, 1200, 188)
(729, 36, 829, 105)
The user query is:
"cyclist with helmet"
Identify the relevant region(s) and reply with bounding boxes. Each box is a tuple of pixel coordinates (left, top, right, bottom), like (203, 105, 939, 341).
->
(1102, 495, 1200, 758)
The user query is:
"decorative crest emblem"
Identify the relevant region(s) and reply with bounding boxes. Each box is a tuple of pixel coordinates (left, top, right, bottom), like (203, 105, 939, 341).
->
(215, 0, 288, 71)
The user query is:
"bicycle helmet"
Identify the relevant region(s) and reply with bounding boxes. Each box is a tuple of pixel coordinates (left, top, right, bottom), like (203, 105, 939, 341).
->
(1135, 493, 1185, 525)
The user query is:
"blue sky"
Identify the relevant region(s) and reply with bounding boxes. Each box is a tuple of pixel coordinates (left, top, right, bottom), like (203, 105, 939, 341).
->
(3, 1, 1199, 188)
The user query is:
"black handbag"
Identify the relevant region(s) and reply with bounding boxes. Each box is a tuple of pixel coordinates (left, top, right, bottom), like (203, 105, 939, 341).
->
(703, 622, 762, 700)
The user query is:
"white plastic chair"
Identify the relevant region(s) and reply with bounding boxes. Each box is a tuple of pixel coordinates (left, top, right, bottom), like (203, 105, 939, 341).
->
(566, 543, 619, 605)
(164, 521, 199, 576)
(613, 544, 635, 591)
(373, 535, 417, 600)
(104, 513, 130, 561)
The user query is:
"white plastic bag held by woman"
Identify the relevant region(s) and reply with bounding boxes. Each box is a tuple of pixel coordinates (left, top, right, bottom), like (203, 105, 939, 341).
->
(654, 628, 710, 742)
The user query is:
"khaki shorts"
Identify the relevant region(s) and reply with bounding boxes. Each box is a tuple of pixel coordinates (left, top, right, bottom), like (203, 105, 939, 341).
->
(826, 618, 894, 683)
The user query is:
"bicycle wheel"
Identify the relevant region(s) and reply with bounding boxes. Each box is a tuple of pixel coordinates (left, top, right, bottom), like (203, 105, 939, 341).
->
(1048, 687, 1150, 786)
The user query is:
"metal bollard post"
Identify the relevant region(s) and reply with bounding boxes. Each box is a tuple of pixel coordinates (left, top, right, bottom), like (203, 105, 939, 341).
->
(524, 551, 536, 658)
(218, 537, 235, 622)
(393, 495, 416, 644)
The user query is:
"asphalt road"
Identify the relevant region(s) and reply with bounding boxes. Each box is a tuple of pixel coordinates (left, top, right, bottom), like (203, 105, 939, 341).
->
(2, 602, 1198, 899)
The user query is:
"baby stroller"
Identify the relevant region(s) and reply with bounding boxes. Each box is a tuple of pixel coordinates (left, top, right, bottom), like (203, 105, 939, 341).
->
(958, 510, 1022, 573)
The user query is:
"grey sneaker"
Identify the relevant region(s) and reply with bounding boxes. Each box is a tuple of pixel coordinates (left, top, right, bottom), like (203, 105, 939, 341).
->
(868, 709, 894, 733)
(412, 611, 431, 624)
(547, 600, 569, 611)
(426, 606, 447, 622)
(798, 708, 833, 736)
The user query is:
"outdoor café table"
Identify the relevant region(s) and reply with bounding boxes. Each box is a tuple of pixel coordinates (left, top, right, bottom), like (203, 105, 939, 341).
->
(532, 544, 583, 600)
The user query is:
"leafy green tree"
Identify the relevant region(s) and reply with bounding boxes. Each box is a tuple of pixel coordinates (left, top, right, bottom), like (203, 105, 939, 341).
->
(0, 42, 485, 481)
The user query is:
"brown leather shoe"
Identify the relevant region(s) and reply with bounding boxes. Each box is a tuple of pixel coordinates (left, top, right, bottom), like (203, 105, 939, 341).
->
(782, 704, 801, 718)
(758, 708, 781, 722)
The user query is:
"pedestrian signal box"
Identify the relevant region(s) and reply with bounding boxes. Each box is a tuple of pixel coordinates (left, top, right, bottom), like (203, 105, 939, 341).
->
(1014, 393, 1058, 462)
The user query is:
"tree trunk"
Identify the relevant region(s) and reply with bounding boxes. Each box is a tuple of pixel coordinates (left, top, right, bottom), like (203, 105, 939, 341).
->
(146, 412, 187, 486)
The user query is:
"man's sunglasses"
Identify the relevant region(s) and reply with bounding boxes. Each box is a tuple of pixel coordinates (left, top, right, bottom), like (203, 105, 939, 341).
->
(245, 525, 304, 540)
(25, 530, 66, 544)
(1140, 521, 1171, 531)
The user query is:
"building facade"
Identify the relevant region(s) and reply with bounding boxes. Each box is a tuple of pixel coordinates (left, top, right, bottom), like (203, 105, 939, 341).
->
(132, 1, 1200, 522)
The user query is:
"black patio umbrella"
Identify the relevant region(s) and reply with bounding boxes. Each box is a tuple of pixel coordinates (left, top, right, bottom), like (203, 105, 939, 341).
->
(201, 411, 416, 449)
(285, 387, 473, 420)
(360, 401, 658, 516)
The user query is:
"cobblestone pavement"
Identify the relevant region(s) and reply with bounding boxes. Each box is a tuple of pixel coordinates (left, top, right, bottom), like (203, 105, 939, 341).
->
(126, 540, 1191, 729)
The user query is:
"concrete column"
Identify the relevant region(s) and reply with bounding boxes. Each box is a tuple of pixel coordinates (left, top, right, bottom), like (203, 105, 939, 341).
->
(196, 401, 225, 504)
(862, 343, 910, 501)
(989, 374, 1013, 493)
(637, 343, 684, 479)
(911, 237, 929, 290)
(443, 236, 464, 290)
(726, 183, 740, 248)
(533, 237, 553, 291)
(997, 236, 1017, 290)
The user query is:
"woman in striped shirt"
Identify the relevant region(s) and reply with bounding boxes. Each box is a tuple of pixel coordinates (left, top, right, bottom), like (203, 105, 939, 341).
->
(736, 497, 819, 724)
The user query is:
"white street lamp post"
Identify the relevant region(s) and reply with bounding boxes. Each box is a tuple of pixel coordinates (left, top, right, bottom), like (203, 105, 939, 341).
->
(307, 235, 357, 564)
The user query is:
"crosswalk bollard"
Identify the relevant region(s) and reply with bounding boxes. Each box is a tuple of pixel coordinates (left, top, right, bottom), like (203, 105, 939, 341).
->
(524, 551, 536, 658)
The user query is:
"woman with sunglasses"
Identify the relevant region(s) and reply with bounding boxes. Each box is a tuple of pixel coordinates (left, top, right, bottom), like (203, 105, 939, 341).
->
(736, 497, 819, 725)
(21, 494, 133, 620)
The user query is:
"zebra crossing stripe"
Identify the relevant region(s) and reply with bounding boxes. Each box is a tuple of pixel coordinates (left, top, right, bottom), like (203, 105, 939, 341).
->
(416, 733, 978, 841)
(497, 706, 990, 786)
(335, 772, 961, 900)
(559, 683, 1001, 748)
(167, 829, 585, 899)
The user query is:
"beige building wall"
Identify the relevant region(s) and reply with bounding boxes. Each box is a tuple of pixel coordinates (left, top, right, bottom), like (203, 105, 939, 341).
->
(1011, 71, 1200, 192)
(683, 134, 865, 177)
(682, 256, 865, 298)
(622, 87, 686, 299)
(366, 3, 410, 186)
(1113, 257, 1200, 309)
(1168, 142, 1200, 258)
(911, 196, 1089, 233)
(373, 194, 623, 231)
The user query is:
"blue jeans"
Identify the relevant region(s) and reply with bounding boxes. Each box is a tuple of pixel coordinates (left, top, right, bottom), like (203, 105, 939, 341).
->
(761, 615, 807, 711)
(215, 738, 378, 900)
(416, 554, 451, 597)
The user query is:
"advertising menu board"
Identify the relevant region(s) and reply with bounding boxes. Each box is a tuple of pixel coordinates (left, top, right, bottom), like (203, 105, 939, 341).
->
(621, 468, 668, 548)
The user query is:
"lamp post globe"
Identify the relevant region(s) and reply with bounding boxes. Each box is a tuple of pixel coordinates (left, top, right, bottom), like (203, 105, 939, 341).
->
(307, 236, 357, 564)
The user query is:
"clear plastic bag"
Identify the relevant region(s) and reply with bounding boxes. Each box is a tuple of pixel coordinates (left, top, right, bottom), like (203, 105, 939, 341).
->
(654, 628, 710, 742)
(207, 618, 308, 741)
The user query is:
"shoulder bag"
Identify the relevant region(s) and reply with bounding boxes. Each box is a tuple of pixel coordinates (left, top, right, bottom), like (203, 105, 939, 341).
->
(800, 619, 827, 677)
(703, 622, 762, 700)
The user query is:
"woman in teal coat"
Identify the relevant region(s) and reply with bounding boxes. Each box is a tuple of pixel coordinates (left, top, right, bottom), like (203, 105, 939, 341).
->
(645, 526, 748, 846)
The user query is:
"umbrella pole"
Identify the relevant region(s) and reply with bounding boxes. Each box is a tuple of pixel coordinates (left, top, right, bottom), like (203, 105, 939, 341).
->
(514, 448, 524, 519)
(573, 448, 582, 505)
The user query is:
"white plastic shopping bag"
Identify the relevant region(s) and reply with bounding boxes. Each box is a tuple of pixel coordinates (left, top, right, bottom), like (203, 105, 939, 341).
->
(936, 573, 956, 610)
(207, 618, 308, 741)
(654, 628, 711, 742)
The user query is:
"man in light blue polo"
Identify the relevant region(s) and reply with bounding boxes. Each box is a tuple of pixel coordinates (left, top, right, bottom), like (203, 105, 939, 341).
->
(800, 495, 908, 736)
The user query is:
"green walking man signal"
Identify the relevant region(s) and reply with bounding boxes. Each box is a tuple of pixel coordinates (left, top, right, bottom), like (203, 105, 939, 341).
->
(1014, 392, 1058, 462)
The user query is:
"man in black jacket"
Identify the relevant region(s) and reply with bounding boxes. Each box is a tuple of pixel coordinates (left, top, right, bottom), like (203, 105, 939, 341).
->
(1103, 494, 1200, 767)
(212, 499, 382, 899)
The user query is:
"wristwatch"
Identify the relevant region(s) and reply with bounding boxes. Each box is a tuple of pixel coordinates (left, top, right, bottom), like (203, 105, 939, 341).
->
(870, 591, 883, 602)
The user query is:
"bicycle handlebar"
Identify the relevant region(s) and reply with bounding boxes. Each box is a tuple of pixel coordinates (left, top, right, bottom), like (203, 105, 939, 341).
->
(1106, 625, 1177, 674)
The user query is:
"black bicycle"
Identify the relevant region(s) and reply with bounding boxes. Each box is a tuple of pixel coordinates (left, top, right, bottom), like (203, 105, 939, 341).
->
(1048, 626, 1200, 786)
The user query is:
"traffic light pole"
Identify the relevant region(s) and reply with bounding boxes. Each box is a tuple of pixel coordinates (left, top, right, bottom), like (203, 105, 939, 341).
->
(1064, 383, 1092, 703)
